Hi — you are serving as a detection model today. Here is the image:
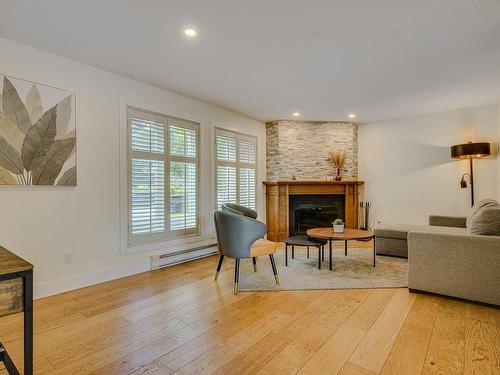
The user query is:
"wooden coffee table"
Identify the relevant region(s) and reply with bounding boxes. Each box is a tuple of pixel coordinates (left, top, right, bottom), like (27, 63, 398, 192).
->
(306, 228, 375, 270)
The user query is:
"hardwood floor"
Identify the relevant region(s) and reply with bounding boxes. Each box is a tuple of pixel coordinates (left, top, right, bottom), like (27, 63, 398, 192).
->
(0, 242, 498, 374)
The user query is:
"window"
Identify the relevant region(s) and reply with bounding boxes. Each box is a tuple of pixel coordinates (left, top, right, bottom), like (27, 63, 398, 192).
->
(128, 108, 200, 245)
(215, 128, 257, 210)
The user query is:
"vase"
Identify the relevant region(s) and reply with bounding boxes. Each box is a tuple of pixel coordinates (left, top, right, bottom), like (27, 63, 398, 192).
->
(333, 224, 345, 233)
(335, 168, 342, 181)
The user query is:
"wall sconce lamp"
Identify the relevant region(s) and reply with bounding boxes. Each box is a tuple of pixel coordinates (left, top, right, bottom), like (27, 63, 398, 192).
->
(459, 173, 471, 189)
(451, 141, 491, 206)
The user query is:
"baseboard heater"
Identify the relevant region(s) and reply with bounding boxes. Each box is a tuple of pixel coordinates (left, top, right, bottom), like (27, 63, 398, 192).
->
(150, 242, 218, 270)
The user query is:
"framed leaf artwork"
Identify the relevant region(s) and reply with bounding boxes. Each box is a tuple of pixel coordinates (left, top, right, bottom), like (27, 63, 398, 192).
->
(0, 75, 76, 186)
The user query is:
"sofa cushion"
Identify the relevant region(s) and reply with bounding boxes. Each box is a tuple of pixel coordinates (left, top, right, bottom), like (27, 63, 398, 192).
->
(374, 224, 420, 240)
(375, 223, 466, 240)
(467, 199, 500, 236)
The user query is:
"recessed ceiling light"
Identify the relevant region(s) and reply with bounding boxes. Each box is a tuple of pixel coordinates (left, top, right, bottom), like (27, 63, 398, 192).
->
(348, 113, 356, 118)
(184, 28, 197, 37)
(293, 112, 300, 117)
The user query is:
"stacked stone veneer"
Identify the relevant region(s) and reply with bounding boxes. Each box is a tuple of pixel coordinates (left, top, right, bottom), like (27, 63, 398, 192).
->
(266, 121, 358, 181)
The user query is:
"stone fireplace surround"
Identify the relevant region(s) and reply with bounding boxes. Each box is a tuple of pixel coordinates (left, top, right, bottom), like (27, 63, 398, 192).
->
(264, 120, 361, 241)
(266, 120, 358, 181)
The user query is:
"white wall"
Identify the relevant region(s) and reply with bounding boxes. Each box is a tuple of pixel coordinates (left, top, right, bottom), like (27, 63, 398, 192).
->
(359, 105, 499, 226)
(0, 37, 265, 298)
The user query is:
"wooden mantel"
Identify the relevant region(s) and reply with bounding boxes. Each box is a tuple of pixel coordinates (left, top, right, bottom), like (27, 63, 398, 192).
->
(263, 180, 364, 241)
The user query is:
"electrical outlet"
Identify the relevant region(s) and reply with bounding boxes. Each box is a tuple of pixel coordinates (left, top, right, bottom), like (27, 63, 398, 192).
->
(64, 253, 72, 264)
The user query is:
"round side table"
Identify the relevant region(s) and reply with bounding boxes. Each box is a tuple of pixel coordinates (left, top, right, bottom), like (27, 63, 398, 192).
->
(306, 228, 375, 270)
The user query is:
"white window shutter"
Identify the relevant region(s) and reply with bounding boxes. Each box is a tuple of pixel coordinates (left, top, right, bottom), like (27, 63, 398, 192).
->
(128, 108, 200, 245)
(216, 166, 237, 209)
(239, 168, 256, 209)
(169, 124, 198, 233)
(238, 139, 256, 164)
(131, 159, 165, 234)
(215, 129, 257, 211)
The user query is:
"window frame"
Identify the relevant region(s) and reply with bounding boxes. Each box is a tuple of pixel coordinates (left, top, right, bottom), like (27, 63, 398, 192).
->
(127, 107, 200, 246)
(214, 127, 258, 211)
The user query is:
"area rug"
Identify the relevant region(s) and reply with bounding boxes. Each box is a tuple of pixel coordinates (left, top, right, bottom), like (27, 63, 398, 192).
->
(239, 247, 407, 291)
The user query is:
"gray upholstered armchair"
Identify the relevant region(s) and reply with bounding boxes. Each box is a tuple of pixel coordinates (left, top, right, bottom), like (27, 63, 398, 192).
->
(222, 203, 259, 271)
(214, 208, 279, 294)
(222, 203, 258, 219)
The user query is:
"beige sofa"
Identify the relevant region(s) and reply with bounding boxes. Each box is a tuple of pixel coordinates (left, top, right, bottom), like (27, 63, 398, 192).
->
(375, 202, 500, 305)
(408, 221, 500, 306)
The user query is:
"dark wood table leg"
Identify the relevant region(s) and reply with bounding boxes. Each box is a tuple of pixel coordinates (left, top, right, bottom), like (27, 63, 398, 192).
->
(292, 245, 295, 259)
(329, 240, 333, 270)
(373, 237, 376, 267)
(318, 246, 321, 269)
(24, 270, 33, 375)
(307, 246, 310, 258)
(285, 244, 288, 266)
(345, 240, 348, 256)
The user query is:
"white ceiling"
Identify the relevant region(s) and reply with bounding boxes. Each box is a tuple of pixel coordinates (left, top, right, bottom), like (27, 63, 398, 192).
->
(1, 0, 500, 123)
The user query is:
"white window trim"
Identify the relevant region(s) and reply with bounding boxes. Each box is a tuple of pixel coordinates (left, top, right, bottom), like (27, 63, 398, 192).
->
(214, 127, 258, 210)
(127, 106, 201, 248)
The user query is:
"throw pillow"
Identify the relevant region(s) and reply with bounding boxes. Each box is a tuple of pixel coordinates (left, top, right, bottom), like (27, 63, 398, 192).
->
(466, 198, 498, 228)
(467, 199, 500, 236)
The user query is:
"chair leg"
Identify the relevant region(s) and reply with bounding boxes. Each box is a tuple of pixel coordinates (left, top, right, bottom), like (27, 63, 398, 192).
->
(233, 258, 240, 295)
(307, 246, 310, 258)
(214, 254, 224, 281)
(269, 254, 280, 284)
(322, 245, 325, 261)
(252, 257, 257, 272)
(1, 344, 19, 375)
(292, 245, 295, 259)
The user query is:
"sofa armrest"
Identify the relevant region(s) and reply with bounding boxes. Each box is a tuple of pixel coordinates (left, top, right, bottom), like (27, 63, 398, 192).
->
(428, 215, 466, 228)
(408, 231, 500, 305)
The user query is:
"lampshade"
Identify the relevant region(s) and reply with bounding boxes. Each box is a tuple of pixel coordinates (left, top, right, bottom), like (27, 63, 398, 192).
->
(451, 142, 490, 159)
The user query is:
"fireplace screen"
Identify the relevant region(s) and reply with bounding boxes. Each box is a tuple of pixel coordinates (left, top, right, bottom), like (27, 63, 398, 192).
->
(289, 195, 345, 236)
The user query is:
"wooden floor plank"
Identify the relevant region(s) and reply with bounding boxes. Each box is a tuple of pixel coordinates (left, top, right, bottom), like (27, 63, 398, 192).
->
(130, 360, 173, 375)
(348, 288, 416, 373)
(169, 304, 302, 375)
(52, 293, 272, 374)
(344, 288, 397, 330)
(163, 291, 321, 373)
(464, 319, 499, 375)
(97, 292, 303, 374)
(212, 291, 343, 375)
(340, 362, 378, 375)
(297, 320, 367, 375)
(466, 303, 498, 324)
(380, 294, 440, 375)
(422, 299, 467, 375)
(256, 290, 368, 375)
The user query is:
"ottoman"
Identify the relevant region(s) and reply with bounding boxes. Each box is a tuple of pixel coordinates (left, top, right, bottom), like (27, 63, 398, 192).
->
(374, 223, 417, 258)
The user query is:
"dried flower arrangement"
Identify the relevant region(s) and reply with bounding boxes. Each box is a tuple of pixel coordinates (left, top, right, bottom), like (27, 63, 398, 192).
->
(329, 151, 347, 168)
(328, 151, 347, 181)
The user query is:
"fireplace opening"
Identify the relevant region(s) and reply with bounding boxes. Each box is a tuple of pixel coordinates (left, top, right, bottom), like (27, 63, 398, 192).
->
(289, 194, 345, 236)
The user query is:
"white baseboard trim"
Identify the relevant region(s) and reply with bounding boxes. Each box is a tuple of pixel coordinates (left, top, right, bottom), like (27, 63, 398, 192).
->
(150, 245, 218, 270)
(34, 261, 150, 299)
